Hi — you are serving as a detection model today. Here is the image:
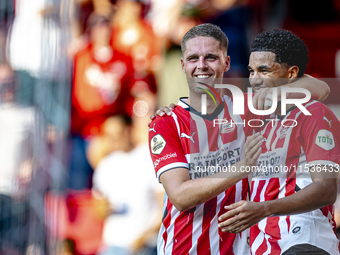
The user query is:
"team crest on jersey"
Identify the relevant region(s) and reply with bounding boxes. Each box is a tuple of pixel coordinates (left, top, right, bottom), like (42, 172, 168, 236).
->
(315, 129, 335, 151)
(151, 134, 166, 154)
(279, 127, 289, 139)
(221, 119, 235, 134)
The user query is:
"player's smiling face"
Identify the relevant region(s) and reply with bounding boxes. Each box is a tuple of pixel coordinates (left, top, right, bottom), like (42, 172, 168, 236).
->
(248, 51, 290, 92)
(181, 36, 230, 93)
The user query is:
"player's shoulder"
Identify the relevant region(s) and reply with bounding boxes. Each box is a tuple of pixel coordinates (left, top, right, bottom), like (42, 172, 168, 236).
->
(295, 101, 340, 132)
(292, 100, 330, 117)
(150, 105, 187, 127)
(149, 113, 173, 129)
(303, 101, 337, 118)
(148, 106, 188, 152)
(305, 100, 329, 110)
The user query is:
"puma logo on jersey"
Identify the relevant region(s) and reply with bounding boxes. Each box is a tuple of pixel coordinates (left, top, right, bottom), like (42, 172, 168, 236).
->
(149, 123, 156, 133)
(323, 116, 332, 128)
(180, 132, 195, 143)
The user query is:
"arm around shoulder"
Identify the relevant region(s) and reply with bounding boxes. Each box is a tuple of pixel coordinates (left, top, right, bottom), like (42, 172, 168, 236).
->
(288, 74, 330, 101)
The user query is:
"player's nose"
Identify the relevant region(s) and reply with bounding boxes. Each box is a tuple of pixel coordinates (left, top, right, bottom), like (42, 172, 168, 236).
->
(249, 72, 263, 90)
(198, 57, 208, 70)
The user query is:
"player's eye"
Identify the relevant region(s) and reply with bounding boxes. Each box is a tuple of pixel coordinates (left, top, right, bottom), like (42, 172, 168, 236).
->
(188, 56, 198, 61)
(206, 56, 217, 60)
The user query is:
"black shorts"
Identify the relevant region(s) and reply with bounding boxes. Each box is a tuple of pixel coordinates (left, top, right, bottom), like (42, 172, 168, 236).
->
(282, 244, 330, 255)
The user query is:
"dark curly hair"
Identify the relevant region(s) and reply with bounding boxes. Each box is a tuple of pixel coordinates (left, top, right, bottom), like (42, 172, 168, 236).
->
(250, 29, 309, 77)
(181, 23, 228, 54)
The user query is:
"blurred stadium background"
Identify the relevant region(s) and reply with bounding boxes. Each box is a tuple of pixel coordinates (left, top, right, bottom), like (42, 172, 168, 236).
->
(0, 0, 339, 254)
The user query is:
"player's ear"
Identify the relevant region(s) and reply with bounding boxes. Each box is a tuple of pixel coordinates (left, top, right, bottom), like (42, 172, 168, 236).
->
(224, 55, 230, 72)
(287, 65, 299, 82)
(181, 58, 185, 73)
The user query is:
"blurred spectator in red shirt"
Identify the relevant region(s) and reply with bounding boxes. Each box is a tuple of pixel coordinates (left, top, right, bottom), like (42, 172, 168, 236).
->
(71, 12, 135, 138)
(111, 0, 162, 76)
(69, 11, 154, 190)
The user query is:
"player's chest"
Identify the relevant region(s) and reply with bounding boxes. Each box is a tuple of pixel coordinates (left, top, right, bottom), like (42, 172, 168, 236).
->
(177, 115, 246, 179)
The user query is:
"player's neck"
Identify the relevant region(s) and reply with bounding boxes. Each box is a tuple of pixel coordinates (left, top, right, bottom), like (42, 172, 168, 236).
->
(275, 103, 295, 117)
(186, 96, 219, 114)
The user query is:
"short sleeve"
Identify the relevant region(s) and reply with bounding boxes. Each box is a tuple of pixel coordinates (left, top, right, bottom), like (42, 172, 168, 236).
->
(301, 107, 340, 166)
(148, 116, 188, 182)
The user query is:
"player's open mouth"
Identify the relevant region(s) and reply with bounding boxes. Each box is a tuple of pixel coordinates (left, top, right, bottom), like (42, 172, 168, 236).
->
(195, 74, 213, 79)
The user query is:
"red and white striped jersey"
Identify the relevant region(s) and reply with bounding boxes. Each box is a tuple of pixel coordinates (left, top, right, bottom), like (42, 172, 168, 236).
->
(250, 101, 340, 255)
(149, 96, 254, 255)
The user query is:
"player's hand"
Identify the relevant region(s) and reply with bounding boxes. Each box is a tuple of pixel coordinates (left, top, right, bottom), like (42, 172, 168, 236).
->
(148, 103, 176, 126)
(218, 200, 267, 233)
(253, 87, 281, 110)
(243, 133, 263, 168)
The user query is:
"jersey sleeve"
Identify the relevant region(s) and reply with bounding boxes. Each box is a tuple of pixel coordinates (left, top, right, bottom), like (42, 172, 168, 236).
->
(300, 107, 340, 167)
(148, 115, 188, 183)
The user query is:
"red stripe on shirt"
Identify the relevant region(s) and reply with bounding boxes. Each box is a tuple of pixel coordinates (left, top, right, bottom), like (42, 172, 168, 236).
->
(218, 186, 237, 255)
(162, 199, 173, 253)
(265, 179, 280, 201)
(266, 217, 281, 254)
(253, 180, 266, 202)
(172, 207, 195, 255)
(197, 197, 217, 255)
(255, 236, 268, 255)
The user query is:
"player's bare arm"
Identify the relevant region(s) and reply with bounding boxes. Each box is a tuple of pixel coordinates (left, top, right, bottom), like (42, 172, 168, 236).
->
(159, 133, 263, 212)
(150, 75, 329, 120)
(288, 74, 330, 101)
(217, 167, 338, 233)
(252, 74, 330, 110)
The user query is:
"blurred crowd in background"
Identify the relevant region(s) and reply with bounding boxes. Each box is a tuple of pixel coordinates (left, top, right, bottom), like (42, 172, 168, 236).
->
(0, 0, 340, 254)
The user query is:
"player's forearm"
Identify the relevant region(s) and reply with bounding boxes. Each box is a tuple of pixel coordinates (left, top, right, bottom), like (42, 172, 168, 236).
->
(164, 133, 262, 211)
(264, 179, 337, 217)
(286, 74, 330, 101)
(169, 160, 251, 211)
